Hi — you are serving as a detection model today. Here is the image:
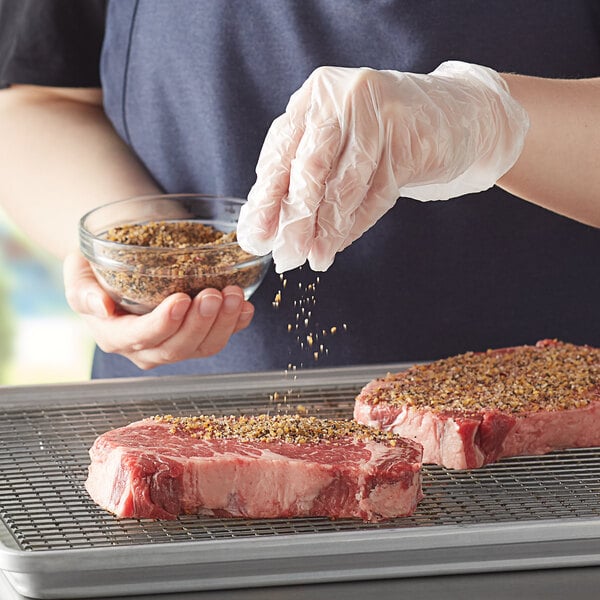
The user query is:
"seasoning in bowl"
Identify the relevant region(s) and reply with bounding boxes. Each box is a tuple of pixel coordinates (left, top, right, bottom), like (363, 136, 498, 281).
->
(79, 194, 272, 314)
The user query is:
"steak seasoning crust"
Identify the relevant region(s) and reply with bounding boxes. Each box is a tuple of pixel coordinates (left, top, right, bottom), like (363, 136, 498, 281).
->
(354, 340, 600, 470)
(85, 414, 423, 522)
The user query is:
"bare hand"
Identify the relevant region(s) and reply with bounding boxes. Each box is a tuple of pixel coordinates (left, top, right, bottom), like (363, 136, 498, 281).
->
(63, 252, 255, 370)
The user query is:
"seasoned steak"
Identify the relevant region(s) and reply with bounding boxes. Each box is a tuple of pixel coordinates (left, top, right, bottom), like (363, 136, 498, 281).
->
(85, 414, 423, 522)
(354, 340, 600, 469)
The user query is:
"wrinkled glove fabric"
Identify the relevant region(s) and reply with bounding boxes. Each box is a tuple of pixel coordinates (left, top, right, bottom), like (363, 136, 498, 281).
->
(237, 61, 529, 273)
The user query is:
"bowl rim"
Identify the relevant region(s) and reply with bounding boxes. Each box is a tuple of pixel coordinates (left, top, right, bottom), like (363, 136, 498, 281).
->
(79, 194, 255, 253)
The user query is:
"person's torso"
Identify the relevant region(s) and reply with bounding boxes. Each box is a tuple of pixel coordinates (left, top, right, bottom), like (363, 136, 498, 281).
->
(95, 0, 600, 378)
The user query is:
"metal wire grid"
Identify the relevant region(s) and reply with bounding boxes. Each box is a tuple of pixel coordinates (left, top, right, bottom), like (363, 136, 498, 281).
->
(1, 381, 600, 552)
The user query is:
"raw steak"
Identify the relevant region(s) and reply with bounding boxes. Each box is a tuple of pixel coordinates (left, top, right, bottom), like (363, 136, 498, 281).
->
(85, 414, 423, 522)
(354, 340, 600, 470)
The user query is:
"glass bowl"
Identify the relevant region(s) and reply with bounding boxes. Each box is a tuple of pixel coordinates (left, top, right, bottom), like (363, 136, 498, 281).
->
(79, 194, 271, 315)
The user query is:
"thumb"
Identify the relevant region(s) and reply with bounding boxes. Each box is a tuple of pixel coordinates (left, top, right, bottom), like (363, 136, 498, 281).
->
(63, 251, 114, 317)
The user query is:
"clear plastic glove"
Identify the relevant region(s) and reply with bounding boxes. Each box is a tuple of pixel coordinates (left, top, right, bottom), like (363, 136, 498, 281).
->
(63, 252, 255, 370)
(237, 61, 529, 273)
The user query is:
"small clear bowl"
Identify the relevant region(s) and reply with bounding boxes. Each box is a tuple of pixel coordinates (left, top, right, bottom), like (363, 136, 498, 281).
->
(79, 194, 271, 315)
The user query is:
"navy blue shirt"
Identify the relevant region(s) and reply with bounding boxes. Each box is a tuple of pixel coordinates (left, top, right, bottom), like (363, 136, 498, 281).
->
(3, 1, 600, 377)
(92, 0, 600, 378)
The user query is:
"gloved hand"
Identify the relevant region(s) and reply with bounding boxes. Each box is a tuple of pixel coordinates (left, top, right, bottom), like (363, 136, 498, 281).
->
(237, 61, 529, 273)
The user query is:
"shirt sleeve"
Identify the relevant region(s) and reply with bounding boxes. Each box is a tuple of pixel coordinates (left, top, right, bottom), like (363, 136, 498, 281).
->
(0, 0, 107, 88)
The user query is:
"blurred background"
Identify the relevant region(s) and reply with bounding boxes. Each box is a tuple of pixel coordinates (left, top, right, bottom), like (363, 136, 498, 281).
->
(0, 207, 94, 386)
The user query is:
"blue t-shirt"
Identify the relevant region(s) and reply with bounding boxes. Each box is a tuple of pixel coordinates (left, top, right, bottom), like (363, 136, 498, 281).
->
(94, 0, 600, 378)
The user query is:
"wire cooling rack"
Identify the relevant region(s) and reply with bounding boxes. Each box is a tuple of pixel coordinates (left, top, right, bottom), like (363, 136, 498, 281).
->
(1, 371, 600, 552)
(1, 365, 600, 599)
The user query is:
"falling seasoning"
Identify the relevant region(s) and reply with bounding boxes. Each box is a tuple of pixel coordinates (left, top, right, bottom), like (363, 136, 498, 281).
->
(267, 268, 349, 410)
(276, 270, 349, 366)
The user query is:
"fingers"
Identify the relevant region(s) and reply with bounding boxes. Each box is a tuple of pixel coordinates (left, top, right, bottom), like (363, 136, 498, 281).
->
(90, 293, 193, 355)
(272, 120, 342, 273)
(94, 284, 247, 369)
(136, 287, 251, 366)
(240, 67, 352, 273)
(90, 287, 253, 370)
(337, 157, 401, 252)
(64, 251, 197, 354)
(307, 72, 383, 271)
(238, 114, 302, 257)
(270, 69, 353, 273)
(241, 66, 394, 273)
(192, 287, 253, 355)
(237, 82, 313, 257)
(64, 254, 255, 370)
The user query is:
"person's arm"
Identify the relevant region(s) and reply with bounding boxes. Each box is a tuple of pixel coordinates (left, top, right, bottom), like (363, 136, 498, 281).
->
(498, 74, 600, 227)
(237, 63, 599, 274)
(237, 62, 531, 273)
(0, 85, 160, 258)
(0, 85, 255, 370)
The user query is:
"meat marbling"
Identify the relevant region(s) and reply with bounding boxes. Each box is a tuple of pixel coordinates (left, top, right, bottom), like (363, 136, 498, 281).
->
(354, 340, 600, 469)
(85, 414, 423, 521)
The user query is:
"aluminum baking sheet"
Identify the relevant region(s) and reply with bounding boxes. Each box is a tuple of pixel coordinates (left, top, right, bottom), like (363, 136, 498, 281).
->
(1, 364, 600, 599)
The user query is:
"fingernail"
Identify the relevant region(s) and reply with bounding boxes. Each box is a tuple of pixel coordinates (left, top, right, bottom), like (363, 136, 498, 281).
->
(170, 298, 190, 321)
(199, 294, 222, 317)
(86, 293, 107, 317)
(239, 307, 254, 323)
(223, 293, 242, 314)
